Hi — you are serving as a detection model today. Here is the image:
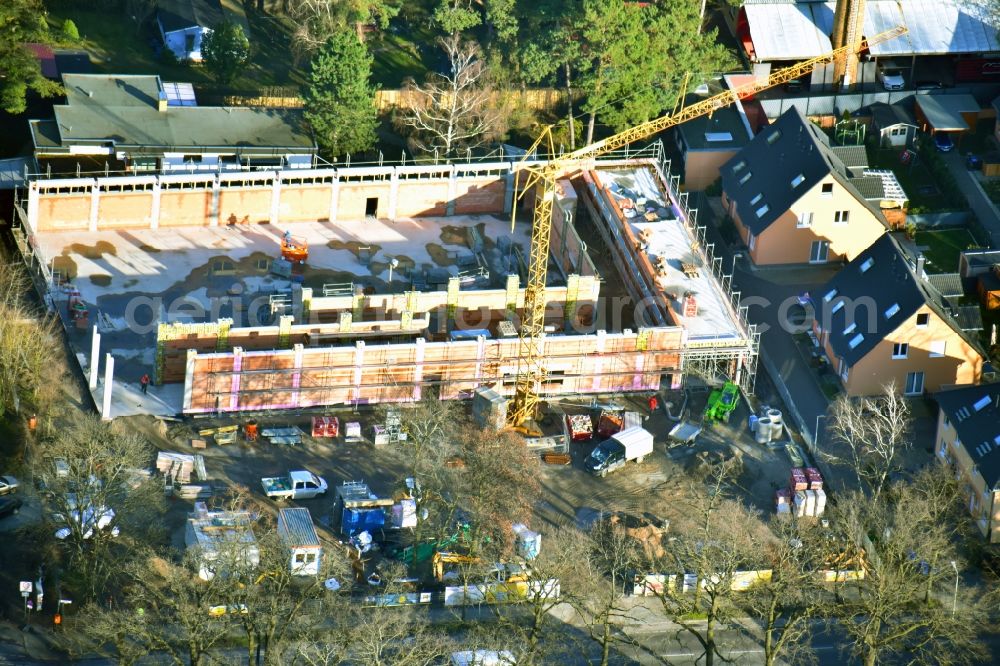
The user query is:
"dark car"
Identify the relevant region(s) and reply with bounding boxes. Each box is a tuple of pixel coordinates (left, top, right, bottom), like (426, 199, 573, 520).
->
(0, 496, 23, 519)
(914, 80, 946, 90)
(934, 133, 955, 152)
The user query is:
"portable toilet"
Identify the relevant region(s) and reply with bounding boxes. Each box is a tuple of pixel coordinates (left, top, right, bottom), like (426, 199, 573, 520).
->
(277, 507, 322, 576)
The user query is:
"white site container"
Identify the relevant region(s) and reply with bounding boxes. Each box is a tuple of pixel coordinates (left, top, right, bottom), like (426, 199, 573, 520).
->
(278, 507, 322, 576)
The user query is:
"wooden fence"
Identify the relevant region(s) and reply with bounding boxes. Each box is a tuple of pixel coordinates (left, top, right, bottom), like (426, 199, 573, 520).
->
(214, 87, 573, 112)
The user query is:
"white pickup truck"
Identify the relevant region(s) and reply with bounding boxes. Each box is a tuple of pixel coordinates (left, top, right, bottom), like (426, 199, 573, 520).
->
(261, 470, 328, 500)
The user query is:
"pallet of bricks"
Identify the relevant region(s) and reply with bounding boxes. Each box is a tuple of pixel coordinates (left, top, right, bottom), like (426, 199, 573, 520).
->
(775, 467, 826, 518)
(157, 451, 214, 500)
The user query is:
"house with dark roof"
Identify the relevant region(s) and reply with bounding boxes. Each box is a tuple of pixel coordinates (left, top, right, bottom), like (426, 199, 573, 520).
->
(29, 74, 315, 173)
(720, 107, 891, 266)
(156, 0, 228, 62)
(674, 104, 754, 191)
(935, 382, 1000, 541)
(812, 234, 984, 396)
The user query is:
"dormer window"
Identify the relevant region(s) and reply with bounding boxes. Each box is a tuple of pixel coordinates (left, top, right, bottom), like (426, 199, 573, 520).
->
(884, 303, 900, 319)
(733, 160, 747, 173)
(739, 171, 752, 185)
(767, 130, 782, 145)
(974, 395, 991, 412)
(860, 257, 874, 273)
(831, 300, 845, 314)
(824, 289, 838, 302)
(848, 333, 864, 349)
(750, 193, 763, 206)
(791, 173, 805, 188)
(843, 322, 857, 335)
(755, 204, 770, 218)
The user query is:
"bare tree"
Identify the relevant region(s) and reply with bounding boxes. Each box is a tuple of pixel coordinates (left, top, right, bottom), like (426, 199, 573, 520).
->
(286, 0, 399, 54)
(829, 486, 992, 666)
(68, 603, 151, 665)
(825, 383, 912, 502)
(38, 415, 165, 602)
(740, 518, 826, 666)
(397, 36, 503, 158)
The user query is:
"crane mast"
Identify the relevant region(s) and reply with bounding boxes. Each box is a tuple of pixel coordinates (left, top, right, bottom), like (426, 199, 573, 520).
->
(506, 26, 907, 429)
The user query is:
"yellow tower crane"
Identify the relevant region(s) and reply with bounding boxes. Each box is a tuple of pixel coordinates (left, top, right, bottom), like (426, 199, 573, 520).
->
(506, 25, 907, 430)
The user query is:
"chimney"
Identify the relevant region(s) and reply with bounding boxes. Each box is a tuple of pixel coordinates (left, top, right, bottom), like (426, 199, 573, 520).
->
(916, 254, 925, 278)
(157, 90, 168, 112)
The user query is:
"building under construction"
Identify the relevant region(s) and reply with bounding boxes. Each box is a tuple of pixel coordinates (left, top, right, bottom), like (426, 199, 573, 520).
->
(12, 144, 758, 416)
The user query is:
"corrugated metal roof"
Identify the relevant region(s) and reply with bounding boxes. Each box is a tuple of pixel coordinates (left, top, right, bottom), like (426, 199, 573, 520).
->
(744, 0, 1000, 61)
(915, 94, 980, 131)
(278, 507, 320, 548)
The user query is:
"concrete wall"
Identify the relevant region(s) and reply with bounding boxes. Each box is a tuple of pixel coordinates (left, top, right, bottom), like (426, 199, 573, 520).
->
(728, 177, 886, 266)
(26, 163, 519, 233)
(182, 326, 685, 413)
(935, 412, 1000, 542)
(682, 150, 738, 192)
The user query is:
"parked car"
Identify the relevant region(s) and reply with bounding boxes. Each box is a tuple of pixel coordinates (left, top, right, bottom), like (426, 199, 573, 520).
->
(877, 63, 905, 91)
(0, 475, 19, 495)
(966, 154, 983, 170)
(785, 77, 807, 93)
(585, 427, 654, 477)
(0, 496, 23, 519)
(934, 133, 955, 152)
(261, 470, 328, 500)
(914, 80, 946, 91)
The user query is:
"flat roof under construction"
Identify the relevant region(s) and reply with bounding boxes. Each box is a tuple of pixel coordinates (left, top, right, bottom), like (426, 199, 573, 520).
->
(594, 168, 742, 342)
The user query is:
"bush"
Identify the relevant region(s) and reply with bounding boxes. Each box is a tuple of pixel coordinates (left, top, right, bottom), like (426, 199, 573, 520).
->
(62, 19, 79, 41)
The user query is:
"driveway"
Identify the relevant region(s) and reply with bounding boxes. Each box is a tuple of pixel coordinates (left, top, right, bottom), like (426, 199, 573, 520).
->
(940, 148, 1000, 247)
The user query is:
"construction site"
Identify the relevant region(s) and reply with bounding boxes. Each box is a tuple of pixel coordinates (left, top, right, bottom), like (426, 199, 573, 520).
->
(12, 144, 758, 418)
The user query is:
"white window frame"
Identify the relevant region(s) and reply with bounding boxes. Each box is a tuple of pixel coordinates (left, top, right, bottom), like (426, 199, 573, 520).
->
(797, 211, 814, 228)
(892, 342, 908, 359)
(929, 340, 946, 358)
(905, 371, 925, 395)
(821, 182, 834, 197)
(834, 210, 850, 224)
(916, 313, 929, 328)
(809, 240, 830, 263)
(748, 232, 756, 251)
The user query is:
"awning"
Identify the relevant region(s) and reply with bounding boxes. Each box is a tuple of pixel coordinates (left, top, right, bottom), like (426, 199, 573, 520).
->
(915, 94, 980, 131)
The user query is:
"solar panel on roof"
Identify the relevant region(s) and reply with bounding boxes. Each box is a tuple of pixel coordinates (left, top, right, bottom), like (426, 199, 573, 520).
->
(163, 81, 197, 107)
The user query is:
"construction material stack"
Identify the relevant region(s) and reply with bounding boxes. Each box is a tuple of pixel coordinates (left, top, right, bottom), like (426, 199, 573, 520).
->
(777, 467, 826, 518)
(566, 414, 594, 442)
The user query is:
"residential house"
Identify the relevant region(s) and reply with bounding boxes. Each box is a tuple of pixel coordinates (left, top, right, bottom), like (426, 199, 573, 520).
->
(156, 0, 226, 62)
(720, 107, 891, 266)
(935, 382, 1000, 542)
(674, 104, 754, 191)
(869, 102, 919, 148)
(29, 74, 315, 173)
(812, 233, 984, 396)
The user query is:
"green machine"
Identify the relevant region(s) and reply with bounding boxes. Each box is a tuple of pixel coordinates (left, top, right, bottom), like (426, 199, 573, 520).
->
(703, 382, 740, 424)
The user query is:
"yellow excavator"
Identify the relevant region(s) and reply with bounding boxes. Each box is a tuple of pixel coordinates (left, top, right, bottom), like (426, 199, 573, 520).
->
(506, 26, 908, 431)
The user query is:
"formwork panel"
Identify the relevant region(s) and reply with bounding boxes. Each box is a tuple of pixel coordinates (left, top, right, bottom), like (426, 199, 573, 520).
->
(395, 182, 449, 217)
(278, 185, 333, 222)
(159, 191, 213, 227)
(218, 188, 273, 225)
(36, 196, 91, 231)
(97, 193, 154, 229)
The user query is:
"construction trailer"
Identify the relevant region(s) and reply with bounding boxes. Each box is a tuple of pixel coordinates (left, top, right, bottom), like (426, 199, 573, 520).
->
(12, 144, 758, 417)
(277, 507, 322, 576)
(184, 504, 260, 581)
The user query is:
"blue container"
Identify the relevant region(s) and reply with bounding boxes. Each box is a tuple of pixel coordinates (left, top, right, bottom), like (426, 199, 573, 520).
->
(748, 415, 759, 433)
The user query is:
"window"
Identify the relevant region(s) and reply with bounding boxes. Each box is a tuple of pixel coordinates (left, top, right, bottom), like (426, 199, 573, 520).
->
(797, 211, 814, 227)
(929, 340, 947, 357)
(884, 303, 900, 319)
(767, 130, 782, 144)
(732, 160, 747, 173)
(860, 257, 875, 273)
(831, 300, 845, 314)
(821, 183, 833, 196)
(738, 171, 752, 185)
(916, 313, 929, 327)
(295, 553, 306, 563)
(809, 240, 830, 263)
(305, 553, 317, 564)
(848, 333, 864, 349)
(185, 33, 195, 54)
(838, 357, 849, 381)
(755, 204, 770, 218)
(748, 232, 756, 250)
(843, 322, 857, 335)
(834, 210, 850, 224)
(892, 342, 908, 359)
(974, 395, 991, 412)
(791, 173, 805, 188)
(905, 371, 925, 395)
(824, 289, 838, 302)
(750, 193, 764, 206)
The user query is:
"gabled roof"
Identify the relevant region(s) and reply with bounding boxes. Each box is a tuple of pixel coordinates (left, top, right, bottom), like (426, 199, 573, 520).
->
(936, 383, 1000, 489)
(819, 234, 924, 366)
(156, 0, 223, 32)
(830, 145, 868, 173)
(819, 233, 987, 366)
(869, 102, 918, 130)
(720, 107, 885, 235)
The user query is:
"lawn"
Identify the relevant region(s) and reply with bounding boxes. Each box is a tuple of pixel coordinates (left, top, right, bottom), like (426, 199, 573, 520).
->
(913, 228, 978, 273)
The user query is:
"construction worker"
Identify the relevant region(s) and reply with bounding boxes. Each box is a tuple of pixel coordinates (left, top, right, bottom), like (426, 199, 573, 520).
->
(648, 394, 659, 415)
(140, 373, 150, 395)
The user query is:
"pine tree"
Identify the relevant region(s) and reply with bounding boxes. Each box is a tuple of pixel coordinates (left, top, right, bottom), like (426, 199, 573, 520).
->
(303, 31, 378, 158)
(0, 0, 62, 114)
(201, 20, 251, 84)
